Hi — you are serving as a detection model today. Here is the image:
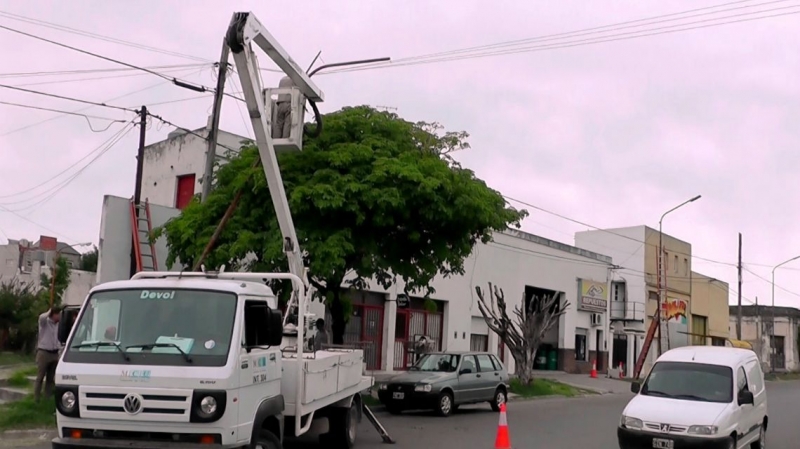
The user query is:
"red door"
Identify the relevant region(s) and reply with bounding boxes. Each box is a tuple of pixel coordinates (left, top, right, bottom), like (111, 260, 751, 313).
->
(175, 174, 196, 210)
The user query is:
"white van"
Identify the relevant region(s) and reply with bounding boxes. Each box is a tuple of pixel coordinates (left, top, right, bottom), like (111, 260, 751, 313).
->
(618, 346, 767, 449)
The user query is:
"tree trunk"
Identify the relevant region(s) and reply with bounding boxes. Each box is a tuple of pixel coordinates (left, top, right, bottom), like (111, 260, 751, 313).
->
(329, 289, 346, 345)
(510, 345, 537, 385)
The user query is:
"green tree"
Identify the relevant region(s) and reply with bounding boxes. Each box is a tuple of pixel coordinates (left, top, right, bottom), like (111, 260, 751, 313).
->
(0, 278, 47, 352)
(39, 256, 72, 308)
(156, 106, 527, 343)
(80, 246, 99, 272)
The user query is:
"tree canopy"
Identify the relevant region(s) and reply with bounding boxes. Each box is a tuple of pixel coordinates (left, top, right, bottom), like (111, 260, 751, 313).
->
(156, 106, 527, 342)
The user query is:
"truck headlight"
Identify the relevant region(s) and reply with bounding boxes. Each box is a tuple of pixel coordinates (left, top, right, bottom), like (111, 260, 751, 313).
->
(414, 384, 432, 392)
(621, 415, 643, 429)
(190, 390, 226, 423)
(61, 391, 76, 411)
(688, 425, 718, 435)
(199, 396, 217, 415)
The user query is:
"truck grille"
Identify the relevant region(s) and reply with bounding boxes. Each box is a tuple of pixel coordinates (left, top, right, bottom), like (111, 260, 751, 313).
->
(80, 386, 192, 422)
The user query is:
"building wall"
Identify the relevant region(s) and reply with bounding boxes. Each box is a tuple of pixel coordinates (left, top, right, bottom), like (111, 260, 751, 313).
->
(731, 309, 800, 372)
(140, 127, 250, 208)
(691, 272, 730, 343)
(96, 195, 183, 284)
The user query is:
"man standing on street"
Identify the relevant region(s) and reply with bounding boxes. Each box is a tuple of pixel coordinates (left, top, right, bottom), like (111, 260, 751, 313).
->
(34, 306, 62, 402)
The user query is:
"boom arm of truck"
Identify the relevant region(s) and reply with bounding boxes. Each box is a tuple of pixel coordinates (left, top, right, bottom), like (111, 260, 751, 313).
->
(224, 12, 324, 296)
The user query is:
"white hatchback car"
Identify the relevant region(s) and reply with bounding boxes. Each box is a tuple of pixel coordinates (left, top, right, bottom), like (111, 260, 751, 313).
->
(618, 346, 767, 449)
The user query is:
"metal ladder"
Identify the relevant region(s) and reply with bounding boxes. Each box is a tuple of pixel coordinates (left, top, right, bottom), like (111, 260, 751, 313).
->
(130, 198, 158, 272)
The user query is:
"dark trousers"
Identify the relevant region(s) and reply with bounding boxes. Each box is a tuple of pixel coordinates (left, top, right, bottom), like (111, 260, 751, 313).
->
(34, 349, 59, 401)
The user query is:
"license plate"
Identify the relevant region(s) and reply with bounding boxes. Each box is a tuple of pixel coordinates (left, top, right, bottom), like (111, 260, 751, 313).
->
(392, 392, 404, 400)
(652, 438, 673, 449)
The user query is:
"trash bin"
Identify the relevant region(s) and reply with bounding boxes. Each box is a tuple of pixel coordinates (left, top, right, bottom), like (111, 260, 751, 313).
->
(547, 349, 558, 371)
(534, 347, 547, 370)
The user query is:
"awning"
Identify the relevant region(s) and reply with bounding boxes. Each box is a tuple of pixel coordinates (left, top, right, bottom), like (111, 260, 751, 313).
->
(726, 339, 753, 350)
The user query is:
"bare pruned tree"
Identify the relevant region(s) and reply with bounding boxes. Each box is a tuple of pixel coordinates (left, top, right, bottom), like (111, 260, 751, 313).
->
(475, 282, 569, 385)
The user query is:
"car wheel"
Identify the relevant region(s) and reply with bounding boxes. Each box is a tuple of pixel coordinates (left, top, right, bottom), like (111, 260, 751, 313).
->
(253, 430, 281, 449)
(490, 387, 507, 412)
(436, 391, 454, 417)
(751, 425, 766, 449)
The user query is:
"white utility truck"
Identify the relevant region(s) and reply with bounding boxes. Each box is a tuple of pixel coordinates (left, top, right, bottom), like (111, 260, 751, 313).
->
(51, 11, 393, 449)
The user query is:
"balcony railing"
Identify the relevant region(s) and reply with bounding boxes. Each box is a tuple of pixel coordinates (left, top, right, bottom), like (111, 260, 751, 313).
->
(610, 301, 646, 322)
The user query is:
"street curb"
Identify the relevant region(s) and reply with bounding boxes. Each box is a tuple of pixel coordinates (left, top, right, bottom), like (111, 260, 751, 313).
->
(1, 428, 56, 440)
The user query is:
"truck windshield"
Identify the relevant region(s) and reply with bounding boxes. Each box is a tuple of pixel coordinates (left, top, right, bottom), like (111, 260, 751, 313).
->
(63, 288, 237, 367)
(641, 361, 733, 403)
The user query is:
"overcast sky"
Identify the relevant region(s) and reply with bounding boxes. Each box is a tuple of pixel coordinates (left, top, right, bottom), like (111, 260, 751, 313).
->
(1, 0, 799, 309)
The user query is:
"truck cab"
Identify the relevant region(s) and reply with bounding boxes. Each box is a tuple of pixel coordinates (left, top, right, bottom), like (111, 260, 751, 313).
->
(53, 277, 286, 448)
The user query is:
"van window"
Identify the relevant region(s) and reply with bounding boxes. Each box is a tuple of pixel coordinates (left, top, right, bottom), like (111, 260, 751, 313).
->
(745, 360, 763, 393)
(642, 361, 733, 403)
(737, 366, 749, 392)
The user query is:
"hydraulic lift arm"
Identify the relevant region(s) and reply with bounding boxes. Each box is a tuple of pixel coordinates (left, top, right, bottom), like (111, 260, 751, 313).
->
(224, 12, 324, 293)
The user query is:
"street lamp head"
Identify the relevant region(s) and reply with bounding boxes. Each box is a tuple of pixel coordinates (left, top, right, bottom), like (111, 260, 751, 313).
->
(689, 195, 702, 202)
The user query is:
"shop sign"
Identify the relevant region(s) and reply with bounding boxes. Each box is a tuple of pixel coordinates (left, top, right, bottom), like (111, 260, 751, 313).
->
(578, 279, 608, 313)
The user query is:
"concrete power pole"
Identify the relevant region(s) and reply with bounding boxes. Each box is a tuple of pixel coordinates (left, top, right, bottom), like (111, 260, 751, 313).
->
(130, 106, 147, 278)
(737, 232, 742, 340)
(202, 39, 230, 202)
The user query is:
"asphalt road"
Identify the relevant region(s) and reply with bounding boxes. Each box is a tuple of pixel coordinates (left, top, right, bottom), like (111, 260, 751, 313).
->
(13, 381, 800, 449)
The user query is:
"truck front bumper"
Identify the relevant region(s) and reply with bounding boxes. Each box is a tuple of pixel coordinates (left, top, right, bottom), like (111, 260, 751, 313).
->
(52, 437, 242, 449)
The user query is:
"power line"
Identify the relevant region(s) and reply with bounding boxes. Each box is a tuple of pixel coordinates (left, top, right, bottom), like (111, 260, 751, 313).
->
(3, 122, 136, 213)
(391, 0, 782, 63)
(0, 10, 211, 63)
(0, 63, 208, 79)
(0, 23, 227, 98)
(0, 67, 206, 136)
(0, 202, 76, 241)
(0, 100, 122, 122)
(146, 113, 241, 154)
(8, 65, 213, 88)
(323, 4, 800, 75)
(0, 83, 137, 113)
(0, 120, 135, 201)
(135, 95, 213, 107)
(743, 266, 800, 298)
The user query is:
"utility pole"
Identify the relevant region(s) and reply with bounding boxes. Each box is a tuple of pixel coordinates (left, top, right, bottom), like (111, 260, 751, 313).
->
(202, 40, 230, 201)
(737, 232, 742, 340)
(130, 106, 147, 278)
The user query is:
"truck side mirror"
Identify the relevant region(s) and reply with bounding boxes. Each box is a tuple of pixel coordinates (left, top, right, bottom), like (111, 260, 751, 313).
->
(265, 309, 283, 346)
(58, 306, 80, 344)
(244, 302, 283, 350)
(630, 382, 641, 394)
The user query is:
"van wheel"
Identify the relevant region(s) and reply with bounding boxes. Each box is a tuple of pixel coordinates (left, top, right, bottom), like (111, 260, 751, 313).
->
(320, 402, 358, 448)
(435, 391, 454, 417)
(751, 425, 766, 449)
(253, 430, 281, 449)
(725, 435, 736, 449)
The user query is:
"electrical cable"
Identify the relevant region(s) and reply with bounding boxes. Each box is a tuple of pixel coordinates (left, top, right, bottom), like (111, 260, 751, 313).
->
(323, 4, 800, 75)
(0, 100, 122, 122)
(0, 10, 211, 62)
(0, 23, 242, 100)
(0, 63, 208, 79)
(0, 120, 134, 200)
(3, 121, 136, 213)
(146, 113, 239, 154)
(0, 83, 137, 113)
(387, 0, 782, 64)
(0, 202, 77, 241)
(8, 65, 214, 88)
(743, 267, 800, 298)
(0, 67, 205, 136)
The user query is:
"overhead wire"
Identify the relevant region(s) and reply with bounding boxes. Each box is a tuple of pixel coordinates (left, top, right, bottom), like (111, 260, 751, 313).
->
(146, 113, 240, 154)
(0, 23, 244, 101)
(0, 10, 212, 62)
(0, 120, 135, 201)
(322, 2, 800, 75)
(7, 64, 214, 88)
(0, 83, 137, 113)
(0, 63, 208, 79)
(0, 67, 206, 136)
(4, 121, 136, 213)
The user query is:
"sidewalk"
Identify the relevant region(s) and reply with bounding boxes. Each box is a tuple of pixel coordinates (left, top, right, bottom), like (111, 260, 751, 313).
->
(532, 370, 633, 395)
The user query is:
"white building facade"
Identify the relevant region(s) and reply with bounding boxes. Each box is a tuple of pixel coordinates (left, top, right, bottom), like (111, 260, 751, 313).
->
(103, 125, 619, 376)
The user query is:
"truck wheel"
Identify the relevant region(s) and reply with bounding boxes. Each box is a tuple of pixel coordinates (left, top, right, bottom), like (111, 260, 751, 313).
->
(253, 430, 281, 449)
(321, 401, 358, 448)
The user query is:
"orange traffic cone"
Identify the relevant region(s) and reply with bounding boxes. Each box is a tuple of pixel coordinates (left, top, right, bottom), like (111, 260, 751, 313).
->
(590, 360, 597, 378)
(495, 403, 511, 449)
